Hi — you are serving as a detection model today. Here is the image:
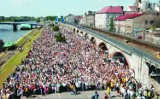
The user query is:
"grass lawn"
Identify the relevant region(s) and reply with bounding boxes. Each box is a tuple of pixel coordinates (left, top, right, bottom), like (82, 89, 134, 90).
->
(0, 52, 6, 58)
(16, 30, 35, 47)
(0, 28, 43, 88)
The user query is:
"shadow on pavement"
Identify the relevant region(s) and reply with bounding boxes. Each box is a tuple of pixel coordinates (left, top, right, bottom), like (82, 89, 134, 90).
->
(111, 95, 122, 98)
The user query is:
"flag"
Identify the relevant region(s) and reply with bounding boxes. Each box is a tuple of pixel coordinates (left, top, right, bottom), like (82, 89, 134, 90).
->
(55, 17, 59, 23)
(61, 17, 65, 23)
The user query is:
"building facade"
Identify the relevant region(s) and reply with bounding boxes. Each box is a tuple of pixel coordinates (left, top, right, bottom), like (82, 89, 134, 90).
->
(80, 13, 87, 25)
(95, 6, 123, 30)
(115, 13, 143, 34)
(65, 14, 75, 24)
(115, 12, 160, 34)
(80, 11, 95, 27)
(74, 15, 82, 24)
(86, 11, 95, 26)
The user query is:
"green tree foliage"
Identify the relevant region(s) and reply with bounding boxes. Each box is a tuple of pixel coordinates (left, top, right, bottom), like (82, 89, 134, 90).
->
(60, 16, 63, 19)
(53, 26, 59, 31)
(109, 17, 115, 32)
(0, 16, 5, 22)
(35, 17, 41, 22)
(150, 25, 157, 30)
(46, 16, 57, 21)
(55, 32, 66, 43)
(0, 16, 35, 22)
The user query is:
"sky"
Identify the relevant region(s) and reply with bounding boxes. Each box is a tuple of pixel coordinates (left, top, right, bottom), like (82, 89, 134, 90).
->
(0, 0, 158, 17)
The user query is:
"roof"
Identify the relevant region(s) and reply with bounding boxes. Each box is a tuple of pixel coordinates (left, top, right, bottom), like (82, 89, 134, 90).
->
(97, 6, 123, 14)
(115, 13, 143, 21)
(75, 16, 83, 20)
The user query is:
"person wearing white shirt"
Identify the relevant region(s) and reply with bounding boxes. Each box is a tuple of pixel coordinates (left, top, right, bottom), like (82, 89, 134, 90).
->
(120, 86, 125, 97)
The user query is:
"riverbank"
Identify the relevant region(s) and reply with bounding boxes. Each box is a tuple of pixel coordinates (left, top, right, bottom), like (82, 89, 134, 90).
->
(0, 28, 43, 88)
(0, 30, 34, 68)
(15, 30, 33, 46)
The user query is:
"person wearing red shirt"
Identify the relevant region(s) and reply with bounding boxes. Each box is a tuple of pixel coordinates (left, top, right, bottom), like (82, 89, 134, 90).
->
(104, 93, 108, 99)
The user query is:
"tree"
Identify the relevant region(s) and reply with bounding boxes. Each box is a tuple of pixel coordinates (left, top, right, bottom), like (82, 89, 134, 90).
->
(53, 26, 59, 31)
(2, 16, 35, 22)
(109, 17, 115, 32)
(46, 16, 57, 21)
(35, 17, 41, 22)
(0, 16, 5, 22)
(55, 32, 66, 43)
(0, 39, 4, 51)
(150, 25, 157, 30)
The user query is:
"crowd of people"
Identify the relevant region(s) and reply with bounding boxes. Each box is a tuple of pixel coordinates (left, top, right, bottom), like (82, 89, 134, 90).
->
(0, 25, 158, 99)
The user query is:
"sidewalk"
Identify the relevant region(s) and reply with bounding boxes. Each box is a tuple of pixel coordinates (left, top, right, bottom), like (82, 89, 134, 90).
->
(22, 90, 123, 99)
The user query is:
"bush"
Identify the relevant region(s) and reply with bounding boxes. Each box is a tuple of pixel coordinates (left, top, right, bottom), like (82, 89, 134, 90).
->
(55, 32, 66, 43)
(53, 26, 59, 31)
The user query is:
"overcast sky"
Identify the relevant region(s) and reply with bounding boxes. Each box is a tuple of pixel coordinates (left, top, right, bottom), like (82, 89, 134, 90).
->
(0, 0, 158, 17)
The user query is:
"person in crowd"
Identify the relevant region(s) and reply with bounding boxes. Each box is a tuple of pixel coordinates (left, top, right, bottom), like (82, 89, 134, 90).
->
(94, 91, 99, 99)
(103, 93, 108, 99)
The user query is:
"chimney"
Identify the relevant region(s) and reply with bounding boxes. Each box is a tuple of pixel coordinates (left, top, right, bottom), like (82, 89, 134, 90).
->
(121, 6, 124, 11)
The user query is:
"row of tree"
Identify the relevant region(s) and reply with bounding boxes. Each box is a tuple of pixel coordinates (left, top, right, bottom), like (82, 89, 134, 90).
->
(35, 16, 58, 22)
(0, 15, 65, 23)
(35, 16, 64, 22)
(0, 16, 35, 22)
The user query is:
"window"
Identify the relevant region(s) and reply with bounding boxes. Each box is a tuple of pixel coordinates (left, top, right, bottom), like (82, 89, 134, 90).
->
(150, 20, 154, 25)
(145, 20, 148, 25)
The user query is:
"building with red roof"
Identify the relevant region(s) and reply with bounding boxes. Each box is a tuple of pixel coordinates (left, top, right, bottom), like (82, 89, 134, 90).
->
(115, 12, 160, 35)
(97, 6, 123, 14)
(95, 6, 123, 30)
(115, 13, 143, 34)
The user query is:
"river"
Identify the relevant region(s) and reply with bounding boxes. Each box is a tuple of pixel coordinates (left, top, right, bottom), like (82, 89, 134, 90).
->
(0, 21, 36, 43)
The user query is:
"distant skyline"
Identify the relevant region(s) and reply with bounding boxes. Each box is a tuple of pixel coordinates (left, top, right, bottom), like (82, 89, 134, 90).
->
(0, 0, 158, 17)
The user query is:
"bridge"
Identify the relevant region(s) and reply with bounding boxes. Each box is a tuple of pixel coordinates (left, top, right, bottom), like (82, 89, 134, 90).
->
(0, 22, 43, 31)
(61, 23, 160, 93)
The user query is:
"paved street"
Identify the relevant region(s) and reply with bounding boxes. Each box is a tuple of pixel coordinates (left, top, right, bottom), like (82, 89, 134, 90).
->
(22, 90, 123, 99)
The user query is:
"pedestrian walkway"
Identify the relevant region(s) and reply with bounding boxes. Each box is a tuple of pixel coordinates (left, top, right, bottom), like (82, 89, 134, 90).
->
(22, 90, 122, 99)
